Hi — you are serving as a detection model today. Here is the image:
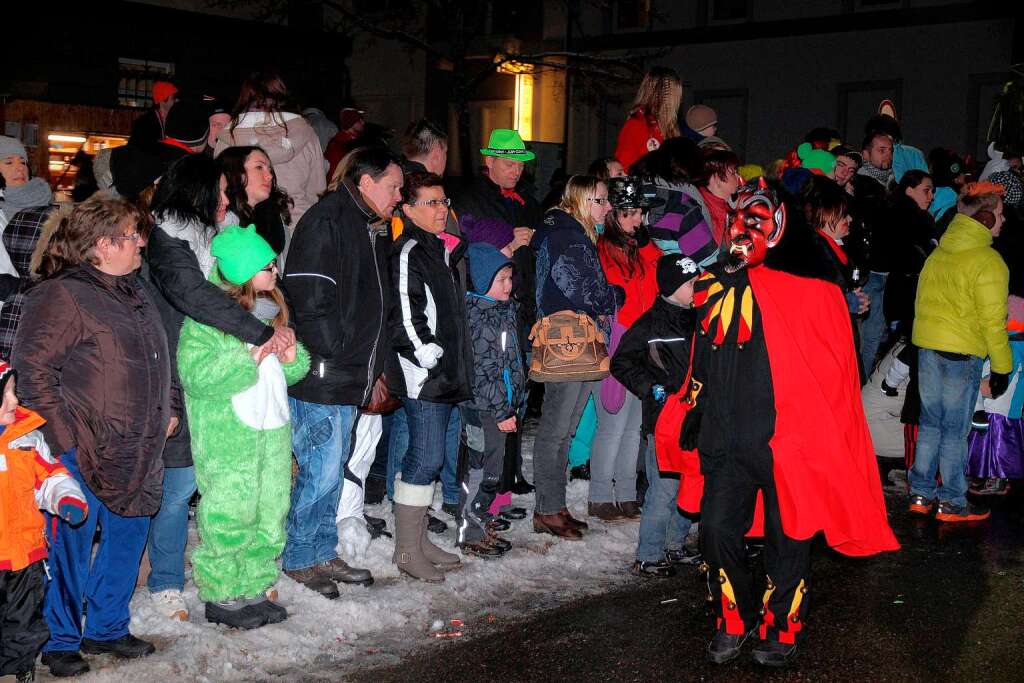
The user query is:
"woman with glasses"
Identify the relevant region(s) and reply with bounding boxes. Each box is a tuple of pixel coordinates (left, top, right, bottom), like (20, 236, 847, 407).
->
(386, 171, 470, 582)
(13, 194, 173, 675)
(176, 225, 309, 629)
(143, 154, 295, 623)
(530, 175, 621, 540)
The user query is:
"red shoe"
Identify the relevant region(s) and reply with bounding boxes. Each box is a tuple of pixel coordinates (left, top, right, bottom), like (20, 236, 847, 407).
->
(935, 501, 991, 522)
(907, 494, 935, 515)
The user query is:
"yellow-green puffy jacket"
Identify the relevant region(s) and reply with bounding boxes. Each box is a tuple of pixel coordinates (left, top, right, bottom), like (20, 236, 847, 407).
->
(912, 212, 1011, 373)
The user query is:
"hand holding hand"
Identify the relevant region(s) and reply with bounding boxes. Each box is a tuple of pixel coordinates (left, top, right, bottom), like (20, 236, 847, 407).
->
(280, 343, 297, 364)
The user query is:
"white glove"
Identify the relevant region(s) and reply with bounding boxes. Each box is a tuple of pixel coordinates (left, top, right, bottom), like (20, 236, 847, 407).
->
(413, 343, 444, 370)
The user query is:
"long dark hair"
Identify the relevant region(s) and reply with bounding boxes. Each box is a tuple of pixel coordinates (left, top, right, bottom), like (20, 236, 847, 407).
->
(599, 208, 649, 279)
(230, 68, 297, 133)
(150, 154, 222, 235)
(218, 146, 292, 227)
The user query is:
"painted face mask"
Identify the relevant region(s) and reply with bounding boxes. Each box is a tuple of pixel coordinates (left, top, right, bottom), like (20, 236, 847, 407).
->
(723, 177, 787, 273)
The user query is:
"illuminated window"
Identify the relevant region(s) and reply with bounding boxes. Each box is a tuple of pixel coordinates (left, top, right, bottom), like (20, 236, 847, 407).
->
(514, 73, 534, 142)
(118, 58, 175, 109)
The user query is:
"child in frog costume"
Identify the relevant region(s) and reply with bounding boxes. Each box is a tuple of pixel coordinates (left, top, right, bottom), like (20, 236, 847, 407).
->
(177, 225, 310, 630)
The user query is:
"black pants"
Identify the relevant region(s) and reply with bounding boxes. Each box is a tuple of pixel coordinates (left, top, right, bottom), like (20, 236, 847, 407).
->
(0, 561, 48, 676)
(700, 447, 811, 645)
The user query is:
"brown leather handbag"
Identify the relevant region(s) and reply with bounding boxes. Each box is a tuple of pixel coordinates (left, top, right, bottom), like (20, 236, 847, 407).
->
(528, 310, 610, 382)
(362, 374, 402, 415)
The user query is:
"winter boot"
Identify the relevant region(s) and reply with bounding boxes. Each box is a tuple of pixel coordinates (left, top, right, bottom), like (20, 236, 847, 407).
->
(393, 480, 445, 583)
(204, 599, 269, 630)
(40, 652, 89, 678)
(418, 512, 461, 570)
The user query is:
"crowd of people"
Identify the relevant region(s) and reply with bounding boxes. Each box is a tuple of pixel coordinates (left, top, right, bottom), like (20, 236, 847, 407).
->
(0, 63, 1020, 679)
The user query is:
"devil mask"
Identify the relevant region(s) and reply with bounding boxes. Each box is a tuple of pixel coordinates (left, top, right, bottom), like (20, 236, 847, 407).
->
(723, 177, 787, 272)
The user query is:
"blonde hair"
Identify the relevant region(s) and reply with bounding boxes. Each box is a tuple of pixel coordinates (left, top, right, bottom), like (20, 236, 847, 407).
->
(221, 277, 290, 329)
(630, 67, 682, 139)
(557, 175, 604, 244)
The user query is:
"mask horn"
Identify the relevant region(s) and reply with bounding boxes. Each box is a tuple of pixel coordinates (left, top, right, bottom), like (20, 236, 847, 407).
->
(758, 176, 768, 190)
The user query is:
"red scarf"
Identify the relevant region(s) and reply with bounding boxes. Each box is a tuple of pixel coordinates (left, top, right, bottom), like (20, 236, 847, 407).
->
(699, 187, 730, 244)
(820, 232, 848, 265)
(500, 187, 526, 206)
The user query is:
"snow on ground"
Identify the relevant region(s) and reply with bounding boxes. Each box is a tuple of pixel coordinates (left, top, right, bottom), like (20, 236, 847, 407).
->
(58, 425, 649, 682)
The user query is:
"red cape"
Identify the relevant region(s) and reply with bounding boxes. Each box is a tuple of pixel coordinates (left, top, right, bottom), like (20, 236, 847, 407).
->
(656, 267, 899, 556)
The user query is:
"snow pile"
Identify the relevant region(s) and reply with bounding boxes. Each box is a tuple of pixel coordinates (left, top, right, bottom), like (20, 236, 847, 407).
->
(70, 427, 644, 681)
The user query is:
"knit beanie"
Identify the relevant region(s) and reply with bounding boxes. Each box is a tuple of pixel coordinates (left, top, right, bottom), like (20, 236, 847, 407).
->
(467, 242, 513, 296)
(164, 100, 210, 148)
(989, 170, 1023, 208)
(152, 81, 178, 105)
(0, 136, 28, 162)
(656, 254, 700, 297)
(685, 105, 717, 134)
(210, 225, 277, 285)
(110, 144, 165, 199)
(0, 360, 14, 395)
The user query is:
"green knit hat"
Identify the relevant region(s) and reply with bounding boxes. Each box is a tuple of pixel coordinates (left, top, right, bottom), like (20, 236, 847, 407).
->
(480, 128, 535, 161)
(210, 225, 277, 285)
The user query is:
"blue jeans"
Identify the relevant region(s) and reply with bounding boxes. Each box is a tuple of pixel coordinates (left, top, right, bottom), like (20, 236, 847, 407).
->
(43, 449, 150, 651)
(400, 398, 459, 487)
(389, 402, 461, 502)
(146, 465, 197, 593)
(386, 407, 409, 500)
(859, 272, 888, 375)
(636, 437, 693, 562)
(283, 400, 356, 571)
(909, 349, 984, 508)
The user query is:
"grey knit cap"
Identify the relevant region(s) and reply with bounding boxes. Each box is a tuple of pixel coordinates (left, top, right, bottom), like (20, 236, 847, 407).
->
(0, 136, 28, 162)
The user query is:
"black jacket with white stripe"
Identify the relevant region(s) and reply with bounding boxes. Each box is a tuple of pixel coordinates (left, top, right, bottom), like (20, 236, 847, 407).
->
(283, 180, 391, 406)
(385, 224, 473, 404)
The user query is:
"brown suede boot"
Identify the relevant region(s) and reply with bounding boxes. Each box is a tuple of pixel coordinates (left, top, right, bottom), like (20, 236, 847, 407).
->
(393, 480, 445, 582)
(533, 512, 583, 540)
(588, 501, 628, 523)
(559, 508, 589, 531)
(419, 512, 461, 570)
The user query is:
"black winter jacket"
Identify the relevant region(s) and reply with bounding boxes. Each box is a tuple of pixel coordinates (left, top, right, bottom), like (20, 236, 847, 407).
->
(284, 180, 391, 406)
(146, 218, 274, 467)
(466, 292, 525, 420)
(385, 225, 473, 403)
(611, 297, 696, 435)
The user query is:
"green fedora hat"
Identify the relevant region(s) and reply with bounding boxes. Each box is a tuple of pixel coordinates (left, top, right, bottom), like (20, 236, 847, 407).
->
(480, 128, 535, 161)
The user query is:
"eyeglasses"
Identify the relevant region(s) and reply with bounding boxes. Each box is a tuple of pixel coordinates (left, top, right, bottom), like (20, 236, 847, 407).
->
(112, 233, 142, 242)
(411, 198, 451, 208)
(260, 262, 279, 273)
(588, 197, 609, 205)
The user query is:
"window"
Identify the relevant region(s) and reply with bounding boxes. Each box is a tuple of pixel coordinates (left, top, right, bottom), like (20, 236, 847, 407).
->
(118, 58, 175, 109)
(709, 0, 749, 22)
(615, 0, 652, 31)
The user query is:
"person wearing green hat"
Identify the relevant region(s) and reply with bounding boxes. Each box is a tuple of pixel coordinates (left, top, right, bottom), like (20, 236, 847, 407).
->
(176, 224, 310, 630)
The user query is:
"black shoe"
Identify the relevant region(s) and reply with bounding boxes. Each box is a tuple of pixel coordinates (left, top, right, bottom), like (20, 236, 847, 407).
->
(441, 502, 460, 517)
(364, 513, 392, 539)
(751, 639, 798, 667)
(427, 514, 448, 534)
(935, 500, 991, 522)
(880, 380, 898, 397)
(485, 517, 511, 532)
(569, 463, 591, 481)
(247, 597, 288, 624)
(363, 476, 386, 505)
(485, 530, 513, 552)
(501, 506, 528, 521)
(80, 634, 155, 659)
(510, 478, 535, 494)
(41, 651, 89, 678)
(204, 600, 269, 630)
(284, 567, 341, 600)
(665, 547, 703, 565)
(631, 559, 677, 578)
(707, 628, 755, 664)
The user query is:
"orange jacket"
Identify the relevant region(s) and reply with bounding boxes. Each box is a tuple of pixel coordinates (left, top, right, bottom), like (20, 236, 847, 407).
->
(0, 407, 86, 571)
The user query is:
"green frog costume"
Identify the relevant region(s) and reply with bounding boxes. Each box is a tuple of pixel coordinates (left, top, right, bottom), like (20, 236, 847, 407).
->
(178, 225, 309, 603)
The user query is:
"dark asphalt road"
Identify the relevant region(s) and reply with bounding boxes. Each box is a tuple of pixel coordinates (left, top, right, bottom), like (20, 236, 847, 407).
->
(353, 487, 1024, 683)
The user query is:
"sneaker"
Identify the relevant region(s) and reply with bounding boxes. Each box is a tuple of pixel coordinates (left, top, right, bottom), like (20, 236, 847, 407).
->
(751, 639, 798, 667)
(80, 634, 155, 659)
(908, 494, 936, 515)
(972, 477, 1010, 496)
(631, 559, 676, 578)
(880, 380, 898, 397)
(204, 599, 269, 630)
(150, 588, 188, 621)
(40, 651, 89, 678)
(665, 547, 703, 565)
(935, 500, 991, 522)
(707, 628, 755, 664)
(426, 514, 448, 534)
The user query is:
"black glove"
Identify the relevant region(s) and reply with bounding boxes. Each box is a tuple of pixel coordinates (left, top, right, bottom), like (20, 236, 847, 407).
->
(680, 411, 702, 451)
(988, 372, 1010, 400)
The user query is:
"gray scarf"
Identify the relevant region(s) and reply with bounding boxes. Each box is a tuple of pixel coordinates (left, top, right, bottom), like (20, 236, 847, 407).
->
(0, 178, 53, 213)
(857, 162, 894, 189)
(252, 296, 280, 324)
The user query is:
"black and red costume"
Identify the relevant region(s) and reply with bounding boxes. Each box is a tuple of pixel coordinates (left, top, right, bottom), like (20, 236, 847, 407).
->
(673, 179, 899, 648)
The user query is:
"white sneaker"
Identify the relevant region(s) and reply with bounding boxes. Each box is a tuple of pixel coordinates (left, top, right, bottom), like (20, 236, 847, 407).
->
(151, 589, 189, 621)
